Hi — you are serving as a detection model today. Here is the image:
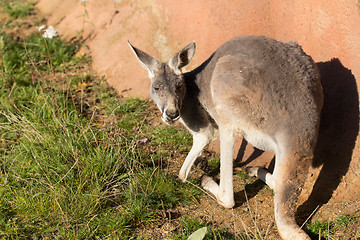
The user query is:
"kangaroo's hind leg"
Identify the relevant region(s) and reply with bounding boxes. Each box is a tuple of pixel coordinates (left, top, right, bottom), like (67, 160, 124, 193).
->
(273, 151, 312, 240)
(202, 127, 235, 208)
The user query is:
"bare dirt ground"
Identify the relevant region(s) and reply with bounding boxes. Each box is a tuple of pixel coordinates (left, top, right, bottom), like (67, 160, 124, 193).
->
(138, 141, 360, 239)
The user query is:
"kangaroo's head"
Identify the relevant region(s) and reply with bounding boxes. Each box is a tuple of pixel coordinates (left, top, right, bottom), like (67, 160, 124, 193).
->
(128, 41, 196, 124)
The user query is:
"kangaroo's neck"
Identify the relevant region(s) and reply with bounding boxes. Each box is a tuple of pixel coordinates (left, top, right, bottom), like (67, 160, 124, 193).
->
(180, 56, 217, 133)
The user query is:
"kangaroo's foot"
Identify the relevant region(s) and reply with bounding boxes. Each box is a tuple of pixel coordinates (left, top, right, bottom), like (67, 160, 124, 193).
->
(246, 166, 275, 190)
(201, 175, 235, 208)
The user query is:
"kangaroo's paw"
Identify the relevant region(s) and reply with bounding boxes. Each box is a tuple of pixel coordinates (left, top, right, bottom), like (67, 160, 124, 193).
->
(178, 171, 187, 183)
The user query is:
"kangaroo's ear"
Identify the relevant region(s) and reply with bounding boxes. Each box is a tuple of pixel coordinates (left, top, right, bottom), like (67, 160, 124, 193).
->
(128, 41, 159, 78)
(168, 42, 196, 74)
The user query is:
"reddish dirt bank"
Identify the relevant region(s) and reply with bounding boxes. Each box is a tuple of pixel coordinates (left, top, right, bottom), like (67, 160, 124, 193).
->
(36, 0, 360, 203)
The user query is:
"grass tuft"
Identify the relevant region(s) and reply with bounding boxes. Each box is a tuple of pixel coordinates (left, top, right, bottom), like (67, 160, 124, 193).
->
(305, 215, 358, 240)
(1, 1, 35, 19)
(0, 20, 200, 238)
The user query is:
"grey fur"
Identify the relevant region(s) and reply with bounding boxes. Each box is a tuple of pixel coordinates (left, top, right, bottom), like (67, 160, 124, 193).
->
(128, 36, 323, 240)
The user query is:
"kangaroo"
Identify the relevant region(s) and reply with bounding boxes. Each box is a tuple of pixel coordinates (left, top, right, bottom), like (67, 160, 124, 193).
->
(128, 36, 323, 240)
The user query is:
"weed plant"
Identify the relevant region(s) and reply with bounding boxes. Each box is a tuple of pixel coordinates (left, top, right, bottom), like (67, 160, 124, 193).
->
(170, 216, 238, 240)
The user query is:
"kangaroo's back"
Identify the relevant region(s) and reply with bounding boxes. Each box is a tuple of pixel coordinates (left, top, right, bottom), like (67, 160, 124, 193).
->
(194, 36, 323, 151)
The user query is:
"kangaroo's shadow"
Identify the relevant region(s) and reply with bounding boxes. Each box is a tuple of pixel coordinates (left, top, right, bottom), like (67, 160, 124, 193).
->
(296, 59, 359, 224)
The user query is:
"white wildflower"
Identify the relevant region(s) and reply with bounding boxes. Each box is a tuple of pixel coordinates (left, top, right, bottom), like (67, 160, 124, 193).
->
(81, 0, 89, 3)
(38, 25, 46, 31)
(42, 26, 60, 39)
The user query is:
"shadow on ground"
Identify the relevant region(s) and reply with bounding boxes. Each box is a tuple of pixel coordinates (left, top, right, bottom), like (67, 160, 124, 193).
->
(296, 59, 359, 223)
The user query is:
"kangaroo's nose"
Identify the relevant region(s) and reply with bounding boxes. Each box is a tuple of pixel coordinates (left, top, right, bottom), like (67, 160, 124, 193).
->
(165, 109, 180, 120)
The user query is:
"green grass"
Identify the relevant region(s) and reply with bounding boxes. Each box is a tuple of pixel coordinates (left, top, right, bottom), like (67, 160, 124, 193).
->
(0, 19, 242, 238)
(305, 215, 357, 239)
(0, 22, 202, 239)
(171, 216, 238, 240)
(150, 125, 193, 149)
(0, 0, 35, 19)
(207, 157, 220, 176)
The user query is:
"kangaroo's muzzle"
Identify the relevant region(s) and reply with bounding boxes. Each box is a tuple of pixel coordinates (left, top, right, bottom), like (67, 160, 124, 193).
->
(162, 108, 180, 124)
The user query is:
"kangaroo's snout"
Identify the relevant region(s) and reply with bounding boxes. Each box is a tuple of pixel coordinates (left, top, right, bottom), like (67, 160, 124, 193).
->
(165, 109, 180, 120)
(162, 108, 180, 124)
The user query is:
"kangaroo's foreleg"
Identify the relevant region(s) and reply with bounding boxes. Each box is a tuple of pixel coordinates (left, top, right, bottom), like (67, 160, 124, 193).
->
(178, 130, 214, 182)
(202, 128, 235, 208)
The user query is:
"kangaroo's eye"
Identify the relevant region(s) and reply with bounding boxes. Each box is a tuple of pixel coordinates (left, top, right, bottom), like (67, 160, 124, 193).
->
(153, 87, 160, 91)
